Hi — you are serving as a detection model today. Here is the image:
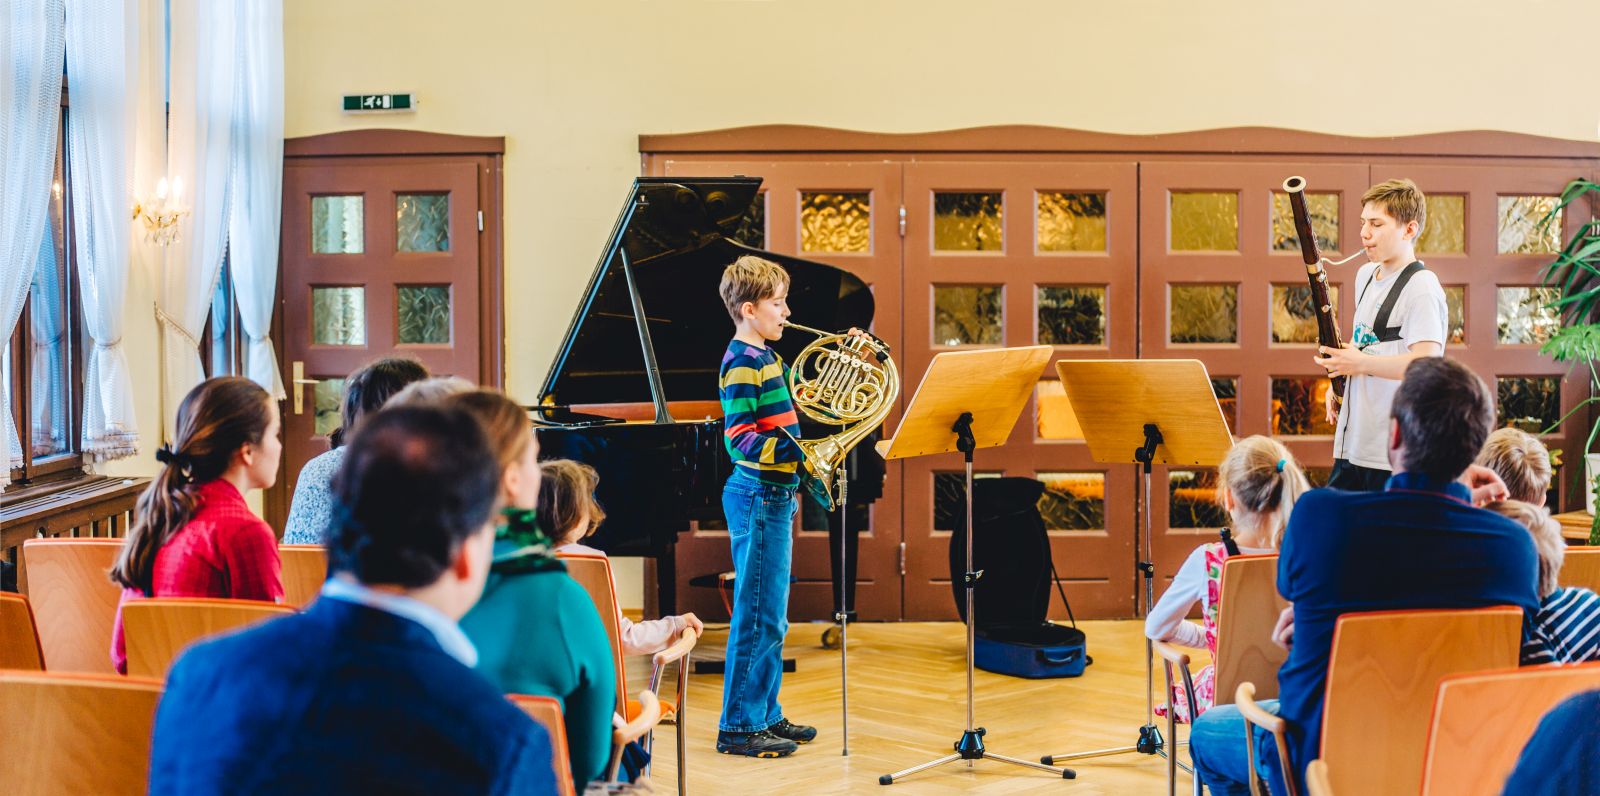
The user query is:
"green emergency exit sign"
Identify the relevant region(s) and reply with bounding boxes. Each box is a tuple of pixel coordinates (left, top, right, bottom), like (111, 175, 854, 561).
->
(342, 93, 415, 112)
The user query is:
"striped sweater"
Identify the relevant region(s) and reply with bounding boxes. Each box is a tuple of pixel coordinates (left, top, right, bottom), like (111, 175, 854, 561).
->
(1520, 586, 1600, 665)
(719, 339, 803, 487)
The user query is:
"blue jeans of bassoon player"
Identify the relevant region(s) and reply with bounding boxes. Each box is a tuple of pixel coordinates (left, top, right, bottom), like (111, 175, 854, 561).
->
(718, 468, 798, 734)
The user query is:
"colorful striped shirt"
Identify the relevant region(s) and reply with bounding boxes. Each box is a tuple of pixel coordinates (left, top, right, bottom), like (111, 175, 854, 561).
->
(719, 339, 802, 487)
(1521, 586, 1600, 665)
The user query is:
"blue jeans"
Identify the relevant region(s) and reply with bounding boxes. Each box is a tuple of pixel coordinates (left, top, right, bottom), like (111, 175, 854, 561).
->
(1190, 701, 1291, 796)
(718, 469, 798, 733)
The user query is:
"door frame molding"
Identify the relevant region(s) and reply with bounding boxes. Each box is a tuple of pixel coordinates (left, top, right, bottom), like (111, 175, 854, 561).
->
(267, 128, 505, 531)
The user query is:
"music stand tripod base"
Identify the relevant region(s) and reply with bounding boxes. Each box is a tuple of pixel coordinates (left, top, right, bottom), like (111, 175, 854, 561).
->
(871, 347, 1074, 785)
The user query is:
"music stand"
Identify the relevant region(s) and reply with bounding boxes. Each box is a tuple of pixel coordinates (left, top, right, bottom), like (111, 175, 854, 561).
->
(1040, 359, 1232, 777)
(874, 345, 1074, 786)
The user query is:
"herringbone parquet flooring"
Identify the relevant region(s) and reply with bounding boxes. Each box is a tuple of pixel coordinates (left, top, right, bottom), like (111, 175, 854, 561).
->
(628, 620, 1206, 795)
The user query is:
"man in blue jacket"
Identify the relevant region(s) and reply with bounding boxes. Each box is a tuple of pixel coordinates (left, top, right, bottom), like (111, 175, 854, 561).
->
(150, 405, 558, 795)
(1189, 357, 1539, 795)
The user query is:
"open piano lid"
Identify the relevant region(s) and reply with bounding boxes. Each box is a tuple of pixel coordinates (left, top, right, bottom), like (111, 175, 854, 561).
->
(539, 177, 875, 410)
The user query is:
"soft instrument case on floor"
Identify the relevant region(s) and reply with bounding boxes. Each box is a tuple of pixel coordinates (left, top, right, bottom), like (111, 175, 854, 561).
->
(946, 477, 1089, 679)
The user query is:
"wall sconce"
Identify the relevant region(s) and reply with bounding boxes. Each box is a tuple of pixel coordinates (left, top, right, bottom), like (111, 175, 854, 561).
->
(132, 176, 188, 247)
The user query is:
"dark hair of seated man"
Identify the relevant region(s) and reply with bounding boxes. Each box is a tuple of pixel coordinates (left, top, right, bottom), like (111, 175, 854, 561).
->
(327, 405, 502, 588)
(1389, 356, 1495, 481)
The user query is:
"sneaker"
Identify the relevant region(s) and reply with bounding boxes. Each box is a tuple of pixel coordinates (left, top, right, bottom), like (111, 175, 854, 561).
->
(716, 729, 798, 758)
(767, 718, 818, 744)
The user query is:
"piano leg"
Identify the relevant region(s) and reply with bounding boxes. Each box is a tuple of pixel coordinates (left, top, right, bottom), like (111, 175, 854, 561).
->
(659, 541, 678, 617)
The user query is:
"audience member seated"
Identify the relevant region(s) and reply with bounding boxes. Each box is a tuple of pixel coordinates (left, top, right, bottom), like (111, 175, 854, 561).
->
(148, 405, 557, 795)
(544, 458, 704, 654)
(109, 377, 284, 674)
(448, 390, 617, 792)
(1500, 688, 1600, 795)
(1189, 357, 1540, 796)
(386, 375, 475, 407)
(1490, 500, 1600, 665)
(1476, 427, 1553, 505)
(283, 356, 428, 544)
(1146, 435, 1308, 721)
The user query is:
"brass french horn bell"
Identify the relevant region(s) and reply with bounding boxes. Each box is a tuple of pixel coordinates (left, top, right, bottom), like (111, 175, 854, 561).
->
(779, 321, 900, 512)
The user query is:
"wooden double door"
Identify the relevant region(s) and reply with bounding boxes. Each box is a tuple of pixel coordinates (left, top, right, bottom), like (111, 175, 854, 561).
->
(658, 152, 1593, 622)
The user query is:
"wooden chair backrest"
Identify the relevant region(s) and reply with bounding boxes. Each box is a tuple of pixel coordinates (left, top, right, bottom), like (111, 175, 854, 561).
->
(122, 597, 294, 679)
(19, 539, 124, 673)
(556, 553, 629, 714)
(0, 592, 47, 670)
(1321, 606, 1522, 796)
(509, 694, 578, 796)
(0, 670, 164, 796)
(1420, 662, 1600, 796)
(277, 544, 328, 608)
(1212, 554, 1287, 705)
(1558, 547, 1600, 591)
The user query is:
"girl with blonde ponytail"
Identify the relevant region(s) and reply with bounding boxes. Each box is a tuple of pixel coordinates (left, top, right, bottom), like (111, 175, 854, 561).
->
(1145, 435, 1309, 720)
(109, 377, 285, 673)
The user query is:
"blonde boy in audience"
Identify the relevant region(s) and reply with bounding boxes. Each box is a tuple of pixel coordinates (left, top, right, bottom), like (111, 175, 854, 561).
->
(1476, 427, 1553, 505)
(1489, 499, 1600, 665)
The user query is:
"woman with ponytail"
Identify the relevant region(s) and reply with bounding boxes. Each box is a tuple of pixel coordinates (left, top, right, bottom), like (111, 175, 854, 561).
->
(1145, 435, 1309, 720)
(110, 376, 285, 673)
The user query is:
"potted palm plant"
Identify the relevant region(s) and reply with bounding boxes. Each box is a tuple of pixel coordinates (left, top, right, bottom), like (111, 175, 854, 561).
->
(1537, 178, 1600, 539)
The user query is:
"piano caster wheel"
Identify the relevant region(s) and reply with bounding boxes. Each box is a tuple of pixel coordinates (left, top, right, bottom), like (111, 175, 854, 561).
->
(821, 625, 841, 650)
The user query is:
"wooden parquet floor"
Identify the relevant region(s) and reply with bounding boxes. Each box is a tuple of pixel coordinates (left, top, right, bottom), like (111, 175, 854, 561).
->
(627, 620, 1207, 795)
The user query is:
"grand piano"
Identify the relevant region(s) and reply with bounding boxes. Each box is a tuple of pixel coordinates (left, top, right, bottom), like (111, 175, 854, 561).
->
(534, 177, 881, 615)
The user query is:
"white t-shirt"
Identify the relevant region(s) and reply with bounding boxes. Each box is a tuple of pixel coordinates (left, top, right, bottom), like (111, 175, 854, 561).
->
(1332, 261, 1448, 470)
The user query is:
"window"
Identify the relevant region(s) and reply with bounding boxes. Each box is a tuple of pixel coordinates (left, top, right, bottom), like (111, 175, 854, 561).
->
(6, 87, 85, 485)
(202, 253, 243, 378)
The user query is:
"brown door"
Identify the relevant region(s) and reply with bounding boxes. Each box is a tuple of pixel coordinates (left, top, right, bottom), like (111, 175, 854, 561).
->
(277, 158, 484, 516)
(899, 162, 1140, 620)
(1370, 162, 1589, 509)
(660, 160, 905, 621)
(1137, 161, 1368, 595)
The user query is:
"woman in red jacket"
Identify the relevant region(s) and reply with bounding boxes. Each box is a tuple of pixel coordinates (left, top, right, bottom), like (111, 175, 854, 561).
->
(110, 376, 284, 673)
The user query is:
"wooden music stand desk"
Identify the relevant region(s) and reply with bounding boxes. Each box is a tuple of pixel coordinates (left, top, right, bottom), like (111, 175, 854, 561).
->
(876, 345, 1070, 786)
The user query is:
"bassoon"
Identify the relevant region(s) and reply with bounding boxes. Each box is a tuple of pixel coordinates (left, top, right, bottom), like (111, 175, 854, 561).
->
(1282, 175, 1346, 405)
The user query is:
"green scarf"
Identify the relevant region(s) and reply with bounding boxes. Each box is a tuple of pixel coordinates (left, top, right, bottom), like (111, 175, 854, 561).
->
(490, 507, 567, 576)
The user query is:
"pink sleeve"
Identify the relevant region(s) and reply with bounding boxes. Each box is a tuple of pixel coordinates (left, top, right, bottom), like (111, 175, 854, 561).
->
(618, 613, 687, 657)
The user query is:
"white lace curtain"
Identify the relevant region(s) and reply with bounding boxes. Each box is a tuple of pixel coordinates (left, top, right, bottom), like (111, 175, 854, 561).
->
(229, 0, 285, 400)
(1, 0, 67, 487)
(160, 0, 236, 439)
(66, 0, 142, 463)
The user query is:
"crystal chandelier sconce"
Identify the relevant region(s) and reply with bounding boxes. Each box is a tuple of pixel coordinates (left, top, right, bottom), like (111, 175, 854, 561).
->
(132, 176, 188, 246)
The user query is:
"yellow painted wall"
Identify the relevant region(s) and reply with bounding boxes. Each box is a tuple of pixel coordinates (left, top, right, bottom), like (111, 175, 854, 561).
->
(104, 0, 1600, 605)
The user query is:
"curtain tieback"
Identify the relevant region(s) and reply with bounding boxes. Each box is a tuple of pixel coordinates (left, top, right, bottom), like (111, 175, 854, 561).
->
(154, 305, 200, 349)
(92, 336, 123, 349)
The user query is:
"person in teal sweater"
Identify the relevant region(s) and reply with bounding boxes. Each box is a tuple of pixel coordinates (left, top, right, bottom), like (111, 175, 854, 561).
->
(450, 389, 617, 791)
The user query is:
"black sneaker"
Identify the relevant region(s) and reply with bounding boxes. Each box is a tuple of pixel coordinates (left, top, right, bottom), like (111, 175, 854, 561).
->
(716, 729, 798, 758)
(767, 718, 818, 744)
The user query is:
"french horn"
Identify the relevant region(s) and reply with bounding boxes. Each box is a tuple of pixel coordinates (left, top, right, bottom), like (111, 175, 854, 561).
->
(780, 321, 899, 511)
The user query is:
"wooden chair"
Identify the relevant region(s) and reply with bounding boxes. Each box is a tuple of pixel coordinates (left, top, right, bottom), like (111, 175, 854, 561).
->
(559, 552, 697, 795)
(1157, 554, 1284, 795)
(1237, 606, 1522, 796)
(1211, 555, 1289, 706)
(278, 544, 328, 608)
(0, 670, 164, 795)
(1558, 547, 1600, 591)
(122, 597, 295, 678)
(508, 694, 577, 796)
(1420, 662, 1600, 796)
(510, 689, 663, 794)
(19, 538, 123, 673)
(0, 592, 46, 670)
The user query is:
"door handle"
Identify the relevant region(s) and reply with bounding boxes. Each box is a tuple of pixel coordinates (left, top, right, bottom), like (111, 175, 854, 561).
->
(292, 362, 319, 415)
